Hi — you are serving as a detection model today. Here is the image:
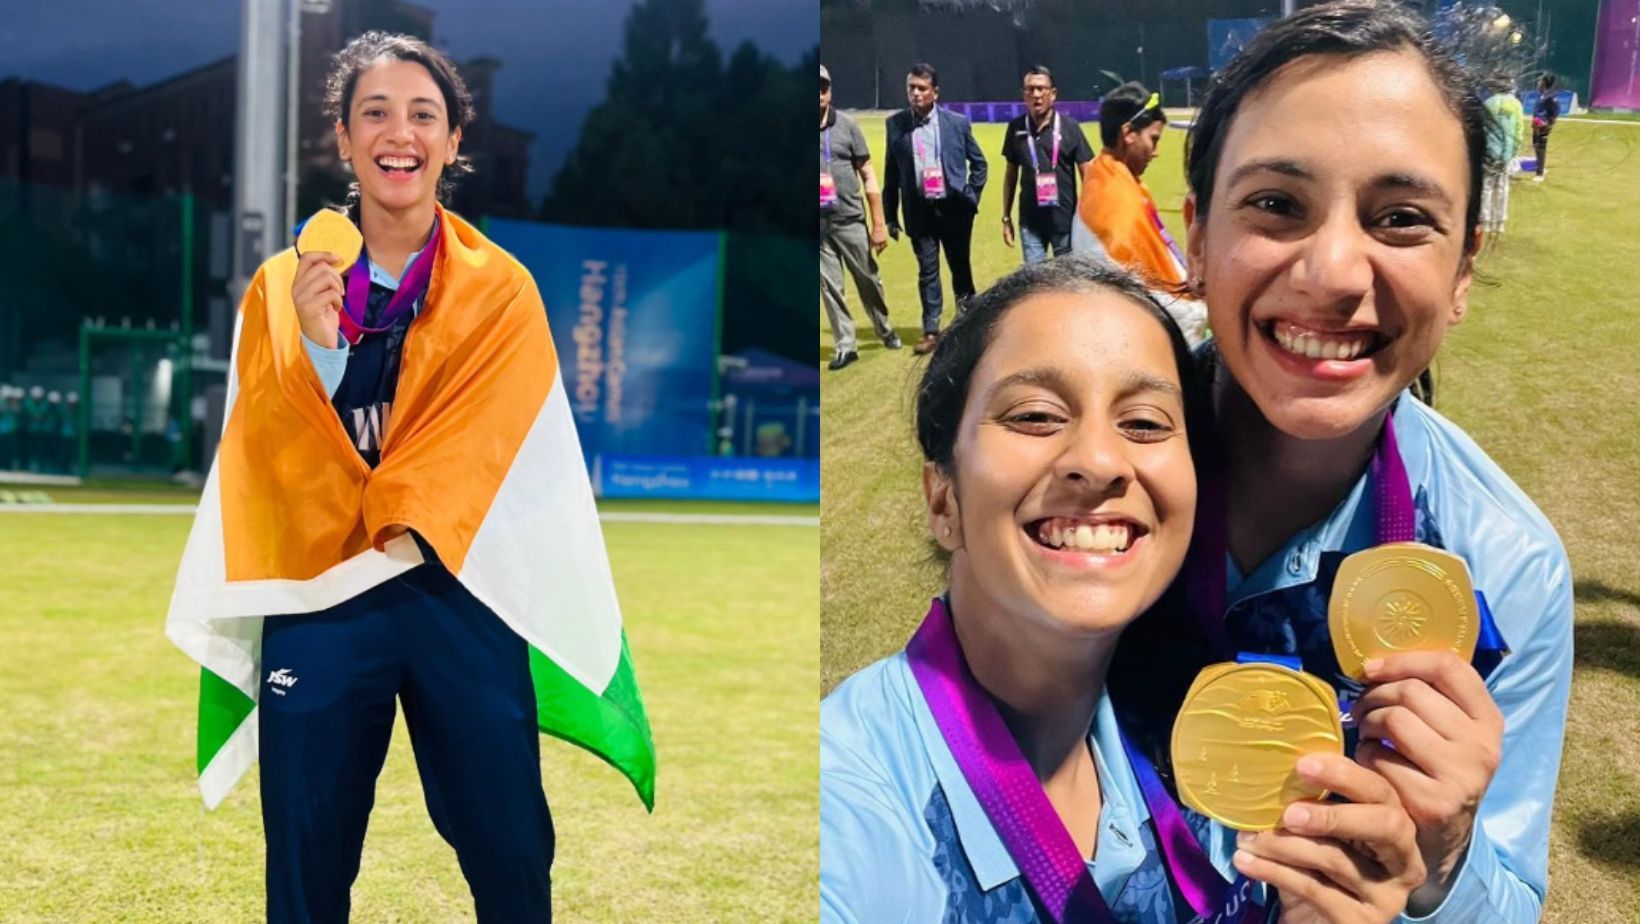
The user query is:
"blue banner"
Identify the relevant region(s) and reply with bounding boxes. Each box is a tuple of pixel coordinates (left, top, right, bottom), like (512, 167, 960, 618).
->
(486, 219, 721, 461)
(596, 454, 819, 502)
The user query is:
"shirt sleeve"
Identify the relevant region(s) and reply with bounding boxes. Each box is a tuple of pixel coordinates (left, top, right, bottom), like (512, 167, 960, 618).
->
(821, 766, 934, 924)
(1001, 123, 1021, 167)
(1397, 538, 1571, 923)
(846, 117, 870, 167)
(300, 333, 349, 398)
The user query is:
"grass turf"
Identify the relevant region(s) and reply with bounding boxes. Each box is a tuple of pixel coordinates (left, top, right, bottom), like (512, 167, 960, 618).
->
(0, 511, 817, 921)
(821, 115, 1640, 919)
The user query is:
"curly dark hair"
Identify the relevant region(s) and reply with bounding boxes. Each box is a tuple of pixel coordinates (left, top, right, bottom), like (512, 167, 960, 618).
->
(322, 31, 476, 205)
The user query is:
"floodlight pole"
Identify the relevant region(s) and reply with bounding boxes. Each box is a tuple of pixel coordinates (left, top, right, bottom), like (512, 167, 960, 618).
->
(229, 0, 287, 346)
(219, 0, 288, 461)
(1282, 0, 1296, 17)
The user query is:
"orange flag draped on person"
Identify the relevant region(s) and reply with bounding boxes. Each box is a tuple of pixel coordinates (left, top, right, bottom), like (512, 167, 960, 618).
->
(168, 206, 656, 810)
(1073, 151, 1207, 345)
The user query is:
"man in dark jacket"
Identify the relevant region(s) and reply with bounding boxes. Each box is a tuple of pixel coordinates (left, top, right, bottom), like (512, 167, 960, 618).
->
(884, 63, 987, 354)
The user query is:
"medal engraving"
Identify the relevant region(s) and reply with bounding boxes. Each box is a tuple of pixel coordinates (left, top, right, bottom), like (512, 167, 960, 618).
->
(1171, 663, 1344, 831)
(1329, 543, 1476, 679)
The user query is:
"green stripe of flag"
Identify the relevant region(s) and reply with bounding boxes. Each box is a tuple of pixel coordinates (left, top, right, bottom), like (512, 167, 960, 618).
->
(530, 632, 656, 811)
(197, 667, 256, 775)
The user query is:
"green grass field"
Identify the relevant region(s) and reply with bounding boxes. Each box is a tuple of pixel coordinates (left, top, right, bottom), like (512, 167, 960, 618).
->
(822, 115, 1640, 919)
(0, 504, 818, 921)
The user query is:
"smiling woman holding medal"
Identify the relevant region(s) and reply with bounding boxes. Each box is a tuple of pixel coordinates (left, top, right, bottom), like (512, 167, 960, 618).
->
(165, 30, 658, 923)
(819, 259, 1427, 923)
(1123, 1, 1573, 921)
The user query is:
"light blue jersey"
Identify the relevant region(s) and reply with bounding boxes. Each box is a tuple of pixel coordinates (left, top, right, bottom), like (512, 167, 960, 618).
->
(1222, 394, 1571, 923)
(821, 650, 1254, 923)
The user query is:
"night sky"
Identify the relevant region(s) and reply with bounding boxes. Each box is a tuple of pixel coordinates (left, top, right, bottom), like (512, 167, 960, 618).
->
(1, 0, 817, 204)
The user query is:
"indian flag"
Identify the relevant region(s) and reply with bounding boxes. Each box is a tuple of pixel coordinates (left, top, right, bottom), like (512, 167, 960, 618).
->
(166, 208, 655, 810)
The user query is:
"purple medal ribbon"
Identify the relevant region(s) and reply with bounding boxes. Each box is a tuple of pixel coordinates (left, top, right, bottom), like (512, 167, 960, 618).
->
(1026, 113, 1061, 175)
(339, 215, 442, 347)
(907, 598, 1266, 923)
(1192, 412, 1414, 642)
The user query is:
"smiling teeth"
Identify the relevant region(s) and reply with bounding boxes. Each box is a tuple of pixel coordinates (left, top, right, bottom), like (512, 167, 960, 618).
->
(1271, 321, 1374, 361)
(377, 156, 420, 169)
(1038, 518, 1132, 553)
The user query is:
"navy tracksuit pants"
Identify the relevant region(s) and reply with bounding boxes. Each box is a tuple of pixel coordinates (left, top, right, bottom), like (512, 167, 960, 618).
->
(259, 556, 554, 923)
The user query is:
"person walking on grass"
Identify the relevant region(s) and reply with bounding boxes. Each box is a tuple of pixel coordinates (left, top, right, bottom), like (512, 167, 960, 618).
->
(1000, 65, 1094, 264)
(821, 64, 900, 372)
(884, 63, 987, 356)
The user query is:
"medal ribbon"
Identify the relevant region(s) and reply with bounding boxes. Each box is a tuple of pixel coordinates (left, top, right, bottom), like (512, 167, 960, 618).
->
(1191, 412, 1411, 649)
(907, 598, 1265, 923)
(339, 215, 442, 346)
(1146, 197, 1188, 270)
(1026, 112, 1061, 179)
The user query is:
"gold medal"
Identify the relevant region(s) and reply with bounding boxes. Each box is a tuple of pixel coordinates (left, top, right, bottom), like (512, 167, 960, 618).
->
(1328, 542, 1476, 681)
(1170, 662, 1344, 831)
(295, 209, 363, 271)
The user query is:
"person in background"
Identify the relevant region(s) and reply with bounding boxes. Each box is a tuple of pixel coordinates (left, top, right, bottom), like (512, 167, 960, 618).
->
(1074, 82, 1207, 346)
(22, 385, 49, 472)
(1000, 66, 1094, 264)
(1481, 76, 1525, 234)
(884, 63, 987, 355)
(1531, 72, 1559, 183)
(0, 387, 20, 471)
(61, 392, 79, 475)
(820, 64, 900, 372)
(44, 391, 63, 472)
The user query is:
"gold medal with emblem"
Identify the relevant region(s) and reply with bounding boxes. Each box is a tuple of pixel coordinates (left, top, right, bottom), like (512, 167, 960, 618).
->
(295, 209, 364, 271)
(1328, 542, 1476, 681)
(1170, 662, 1345, 831)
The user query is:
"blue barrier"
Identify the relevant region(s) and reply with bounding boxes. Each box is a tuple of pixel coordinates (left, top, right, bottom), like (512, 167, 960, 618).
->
(596, 454, 819, 502)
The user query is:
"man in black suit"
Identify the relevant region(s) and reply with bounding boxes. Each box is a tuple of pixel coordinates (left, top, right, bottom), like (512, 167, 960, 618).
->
(884, 63, 987, 354)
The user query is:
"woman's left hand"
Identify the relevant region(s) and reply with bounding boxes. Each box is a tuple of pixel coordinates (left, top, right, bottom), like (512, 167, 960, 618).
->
(1232, 753, 1426, 924)
(1352, 651, 1504, 913)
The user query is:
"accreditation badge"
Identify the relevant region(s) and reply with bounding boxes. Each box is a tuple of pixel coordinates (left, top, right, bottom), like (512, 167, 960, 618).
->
(1171, 661, 1345, 831)
(921, 165, 947, 200)
(1328, 542, 1478, 680)
(1034, 171, 1059, 207)
(820, 171, 838, 209)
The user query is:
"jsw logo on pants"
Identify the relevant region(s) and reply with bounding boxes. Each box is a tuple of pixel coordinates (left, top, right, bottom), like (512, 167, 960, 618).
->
(266, 668, 300, 695)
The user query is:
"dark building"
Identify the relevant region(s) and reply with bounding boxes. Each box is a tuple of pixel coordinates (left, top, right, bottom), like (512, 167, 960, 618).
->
(79, 58, 238, 204)
(0, 78, 88, 193)
(4, 0, 529, 215)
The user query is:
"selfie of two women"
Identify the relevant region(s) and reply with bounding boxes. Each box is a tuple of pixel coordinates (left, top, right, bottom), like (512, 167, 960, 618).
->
(820, 0, 1639, 921)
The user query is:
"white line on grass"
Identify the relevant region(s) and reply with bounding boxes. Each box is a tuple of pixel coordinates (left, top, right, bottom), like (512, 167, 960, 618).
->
(0, 504, 818, 527)
(1561, 117, 1640, 127)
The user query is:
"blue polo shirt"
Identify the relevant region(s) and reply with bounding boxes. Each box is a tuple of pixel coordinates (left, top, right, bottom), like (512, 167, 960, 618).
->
(1221, 394, 1570, 923)
(821, 649, 1256, 922)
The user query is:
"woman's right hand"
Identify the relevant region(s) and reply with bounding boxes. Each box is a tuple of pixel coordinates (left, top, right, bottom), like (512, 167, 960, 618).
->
(292, 251, 346, 349)
(1232, 753, 1426, 924)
